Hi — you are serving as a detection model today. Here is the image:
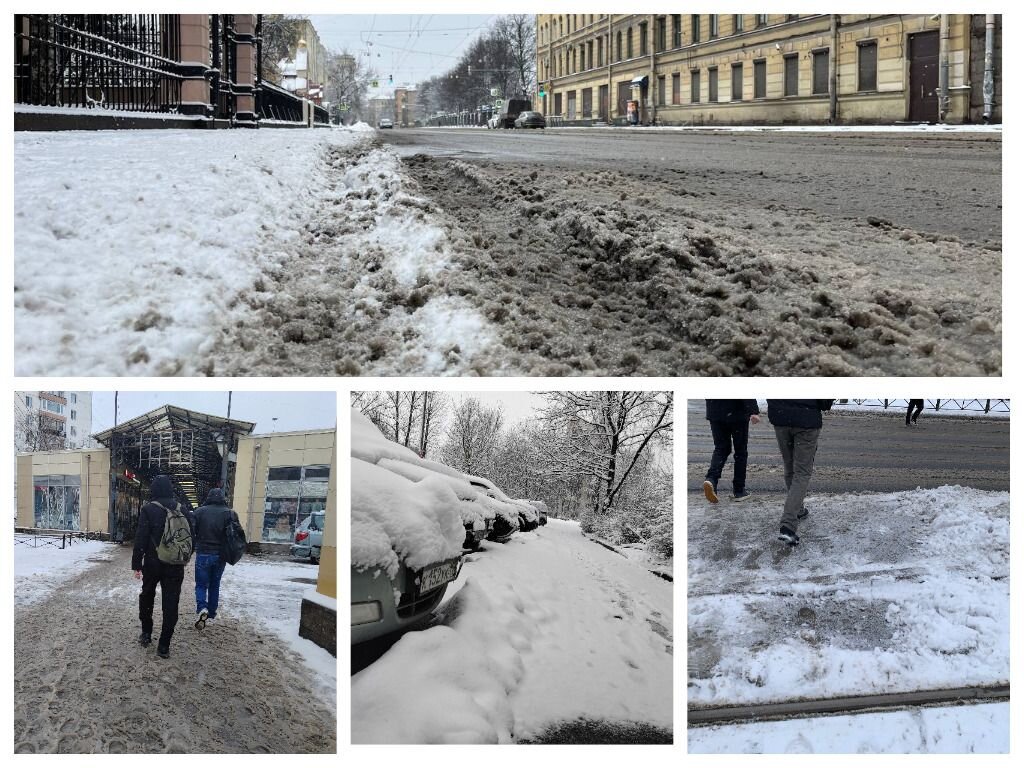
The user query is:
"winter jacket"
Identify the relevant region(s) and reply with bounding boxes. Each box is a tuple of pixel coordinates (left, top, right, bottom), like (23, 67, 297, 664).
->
(193, 487, 241, 556)
(132, 475, 195, 571)
(766, 399, 835, 430)
(705, 399, 760, 424)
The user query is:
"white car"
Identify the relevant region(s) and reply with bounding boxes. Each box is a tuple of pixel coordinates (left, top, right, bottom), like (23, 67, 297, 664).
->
(487, 115, 500, 130)
(378, 118, 394, 129)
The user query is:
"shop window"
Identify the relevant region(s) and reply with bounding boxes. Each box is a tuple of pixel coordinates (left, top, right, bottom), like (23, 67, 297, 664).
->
(708, 67, 719, 102)
(690, 70, 701, 103)
(672, 72, 681, 104)
(657, 76, 666, 106)
(263, 464, 330, 543)
(33, 474, 81, 530)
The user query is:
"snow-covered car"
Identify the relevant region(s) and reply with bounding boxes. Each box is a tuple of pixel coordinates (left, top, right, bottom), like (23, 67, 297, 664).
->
(378, 118, 394, 129)
(513, 500, 542, 532)
(290, 511, 325, 563)
(351, 411, 466, 645)
(530, 500, 550, 526)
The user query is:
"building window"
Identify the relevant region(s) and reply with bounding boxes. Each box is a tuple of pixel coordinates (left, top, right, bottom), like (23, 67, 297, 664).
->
(598, 36, 604, 67)
(616, 30, 623, 61)
(858, 41, 878, 91)
(567, 90, 577, 120)
(33, 474, 82, 530)
(756, 14, 768, 27)
(263, 464, 330, 543)
(627, 27, 633, 58)
(734, 15, 744, 33)
(71, 409, 77, 420)
(731, 63, 743, 101)
(44, 400, 64, 415)
(657, 75, 666, 106)
(709, 15, 719, 39)
(691, 15, 701, 44)
(582, 87, 593, 117)
(655, 17, 666, 53)
(672, 15, 681, 48)
(784, 54, 799, 96)
(639, 22, 648, 56)
(812, 49, 829, 95)
(754, 59, 767, 98)
(70, 393, 77, 404)
(554, 92, 562, 114)
(672, 72, 681, 104)
(691, 70, 701, 103)
(587, 41, 593, 70)
(708, 67, 718, 102)
(25, 395, 32, 408)
(70, 426, 77, 437)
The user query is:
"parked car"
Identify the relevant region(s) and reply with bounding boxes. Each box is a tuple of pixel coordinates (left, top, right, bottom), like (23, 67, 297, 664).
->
(497, 98, 532, 128)
(530, 500, 550, 526)
(291, 511, 325, 563)
(378, 118, 394, 129)
(514, 111, 546, 129)
(487, 115, 500, 130)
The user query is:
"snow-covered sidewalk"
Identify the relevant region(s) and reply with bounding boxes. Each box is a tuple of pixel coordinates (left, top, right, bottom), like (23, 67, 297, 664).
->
(689, 701, 1008, 753)
(351, 518, 673, 743)
(14, 124, 496, 376)
(688, 486, 1009, 708)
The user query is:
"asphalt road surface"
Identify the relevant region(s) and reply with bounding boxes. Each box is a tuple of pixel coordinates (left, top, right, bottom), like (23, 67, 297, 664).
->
(382, 127, 1001, 242)
(686, 401, 1010, 493)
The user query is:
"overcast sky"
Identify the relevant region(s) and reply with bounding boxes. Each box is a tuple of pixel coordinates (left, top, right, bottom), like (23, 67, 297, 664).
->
(91, 392, 336, 436)
(308, 14, 499, 96)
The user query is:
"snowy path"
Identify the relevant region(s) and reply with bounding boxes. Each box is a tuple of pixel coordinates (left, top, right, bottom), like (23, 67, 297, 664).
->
(689, 701, 1008, 753)
(351, 519, 673, 743)
(14, 546, 335, 754)
(688, 486, 1009, 708)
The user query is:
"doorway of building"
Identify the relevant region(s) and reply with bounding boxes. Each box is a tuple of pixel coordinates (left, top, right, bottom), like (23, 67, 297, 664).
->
(908, 30, 939, 122)
(598, 84, 609, 121)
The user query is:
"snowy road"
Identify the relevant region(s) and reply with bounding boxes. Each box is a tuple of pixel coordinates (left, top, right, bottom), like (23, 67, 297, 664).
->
(351, 519, 673, 743)
(13, 545, 335, 754)
(688, 486, 1009, 709)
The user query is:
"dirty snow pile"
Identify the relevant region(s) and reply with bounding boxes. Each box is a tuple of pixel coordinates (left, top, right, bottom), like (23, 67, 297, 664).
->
(688, 486, 1009, 707)
(352, 519, 673, 743)
(14, 125, 368, 375)
(13, 540, 116, 606)
(689, 702, 1008, 754)
(351, 410, 465, 577)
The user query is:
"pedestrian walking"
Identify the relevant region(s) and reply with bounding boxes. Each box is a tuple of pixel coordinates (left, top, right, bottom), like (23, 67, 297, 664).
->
(766, 400, 835, 546)
(703, 399, 761, 503)
(906, 399, 925, 426)
(133, 475, 195, 658)
(192, 487, 242, 630)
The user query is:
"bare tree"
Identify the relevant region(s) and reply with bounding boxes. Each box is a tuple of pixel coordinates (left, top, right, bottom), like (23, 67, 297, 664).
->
(324, 49, 374, 124)
(492, 14, 537, 97)
(16, 410, 69, 453)
(351, 392, 447, 457)
(439, 398, 504, 476)
(261, 14, 307, 84)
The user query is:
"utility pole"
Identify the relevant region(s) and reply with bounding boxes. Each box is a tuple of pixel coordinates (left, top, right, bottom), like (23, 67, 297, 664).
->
(220, 391, 232, 490)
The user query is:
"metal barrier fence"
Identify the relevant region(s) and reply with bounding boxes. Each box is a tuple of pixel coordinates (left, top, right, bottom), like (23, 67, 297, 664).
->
(258, 79, 303, 122)
(844, 399, 1009, 414)
(14, 14, 183, 112)
(14, 529, 94, 549)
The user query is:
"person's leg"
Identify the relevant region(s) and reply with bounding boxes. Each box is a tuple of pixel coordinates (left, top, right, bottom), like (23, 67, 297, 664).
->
(139, 564, 158, 640)
(781, 427, 821, 531)
(207, 557, 227, 618)
(913, 400, 924, 423)
(706, 421, 733, 487)
(774, 425, 795, 491)
(157, 565, 185, 650)
(906, 401, 914, 425)
(731, 421, 750, 495)
(195, 553, 211, 615)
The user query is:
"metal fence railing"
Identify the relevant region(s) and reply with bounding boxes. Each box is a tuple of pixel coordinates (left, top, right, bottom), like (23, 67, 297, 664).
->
(14, 14, 183, 112)
(14, 529, 96, 549)
(258, 79, 304, 122)
(843, 399, 1009, 414)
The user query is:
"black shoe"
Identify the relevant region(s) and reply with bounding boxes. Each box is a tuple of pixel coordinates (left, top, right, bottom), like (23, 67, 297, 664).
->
(797, 507, 809, 520)
(157, 644, 170, 659)
(139, 631, 152, 647)
(778, 526, 800, 546)
(731, 490, 753, 502)
(703, 479, 719, 504)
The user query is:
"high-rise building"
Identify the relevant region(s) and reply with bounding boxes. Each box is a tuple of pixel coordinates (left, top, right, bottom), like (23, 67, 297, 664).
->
(14, 391, 94, 451)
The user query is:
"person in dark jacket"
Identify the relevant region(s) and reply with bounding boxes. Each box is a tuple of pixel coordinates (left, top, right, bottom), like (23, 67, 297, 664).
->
(766, 400, 835, 546)
(192, 487, 240, 630)
(703, 399, 761, 503)
(133, 475, 194, 658)
(906, 399, 925, 426)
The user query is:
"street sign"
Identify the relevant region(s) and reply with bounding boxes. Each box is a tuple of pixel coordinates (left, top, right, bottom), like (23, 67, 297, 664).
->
(371, 79, 379, 88)
(490, 88, 498, 97)
(495, 98, 504, 108)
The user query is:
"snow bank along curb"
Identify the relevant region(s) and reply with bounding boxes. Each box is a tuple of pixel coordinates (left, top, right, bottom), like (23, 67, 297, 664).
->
(13, 540, 117, 606)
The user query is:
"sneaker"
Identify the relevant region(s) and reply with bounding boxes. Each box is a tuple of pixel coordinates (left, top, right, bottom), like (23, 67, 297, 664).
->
(157, 644, 170, 659)
(703, 480, 719, 504)
(797, 507, 809, 520)
(732, 490, 753, 502)
(138, 631, 152, 647)
(205, 617, 215, 627)
(777, 526, 800, 546)
(195, 608, 208, 630)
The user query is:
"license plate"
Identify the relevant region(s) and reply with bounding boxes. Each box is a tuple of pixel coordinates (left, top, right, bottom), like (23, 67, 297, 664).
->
(419, 560, 458, 592)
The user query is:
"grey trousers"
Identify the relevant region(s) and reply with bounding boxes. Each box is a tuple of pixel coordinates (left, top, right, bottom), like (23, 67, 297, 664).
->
(774, 425, 821, 532)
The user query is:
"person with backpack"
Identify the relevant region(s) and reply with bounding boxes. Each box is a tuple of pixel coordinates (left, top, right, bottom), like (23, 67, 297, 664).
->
(766, 399, 835, 547)
(192, 486, 245, 630)
(133, 475, 195, 659)
(703, 399, 761, 503)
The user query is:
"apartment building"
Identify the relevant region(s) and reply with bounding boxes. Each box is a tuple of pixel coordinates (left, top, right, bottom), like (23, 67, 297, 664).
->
(536, 14, 1001, 125)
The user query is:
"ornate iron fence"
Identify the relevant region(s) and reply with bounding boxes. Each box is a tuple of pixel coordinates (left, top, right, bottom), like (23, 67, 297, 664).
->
(14, 14, 183, 112)
(258, 79, 304, 122)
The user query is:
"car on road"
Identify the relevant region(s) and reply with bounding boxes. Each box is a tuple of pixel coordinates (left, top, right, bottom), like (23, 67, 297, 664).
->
(530, 500, 549, 525)
(378, 118, 394, 129)
(487, 115, 500, 130)
(290, 511, 325, 563)
(514, 111, 546, 129)
(496, 98, 532, 129)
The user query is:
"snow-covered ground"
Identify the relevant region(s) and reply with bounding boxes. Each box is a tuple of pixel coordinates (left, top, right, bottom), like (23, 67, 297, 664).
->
(556, 123, 1002, 134)
(13, 538, 116, 605)
(689, 702, 1008, 753)
(14, 125, 496, 376)
(352, 518, 673, 743)
(688, 486, 1009, 707)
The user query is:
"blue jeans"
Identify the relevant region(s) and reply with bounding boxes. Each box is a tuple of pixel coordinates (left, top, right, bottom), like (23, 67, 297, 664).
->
(194, 553, 226, 618)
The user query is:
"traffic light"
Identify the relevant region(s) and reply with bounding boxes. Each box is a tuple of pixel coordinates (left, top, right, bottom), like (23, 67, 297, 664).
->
(388, 74, 393, 84)
(539, 86, 546, 99)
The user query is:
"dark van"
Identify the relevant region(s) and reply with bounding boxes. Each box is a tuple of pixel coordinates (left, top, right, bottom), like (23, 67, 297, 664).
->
(498, 98, 532, 128)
